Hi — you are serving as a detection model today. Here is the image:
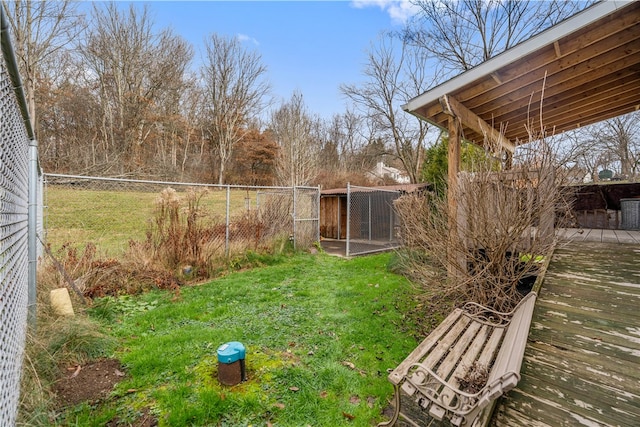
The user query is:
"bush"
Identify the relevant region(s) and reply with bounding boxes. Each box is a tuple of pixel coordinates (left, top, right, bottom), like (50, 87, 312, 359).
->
(395, 138, 573, 311)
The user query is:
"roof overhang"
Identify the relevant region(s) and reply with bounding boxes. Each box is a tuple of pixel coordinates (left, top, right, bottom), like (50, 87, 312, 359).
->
(403, 0, 640, 149)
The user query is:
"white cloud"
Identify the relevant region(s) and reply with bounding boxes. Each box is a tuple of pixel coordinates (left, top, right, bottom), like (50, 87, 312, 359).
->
(237, 33, 259, 46)
(351, 0, 420, 25)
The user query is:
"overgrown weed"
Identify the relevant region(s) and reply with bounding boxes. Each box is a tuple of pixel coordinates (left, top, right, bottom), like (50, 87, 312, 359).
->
(38, 187, 300, 300)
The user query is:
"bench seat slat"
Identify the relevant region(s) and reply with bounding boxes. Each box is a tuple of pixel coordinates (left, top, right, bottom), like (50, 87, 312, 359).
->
(435, 321, 483, 382)
(388, 308, 464, 385)
(421, 315, 471, 368)
(476, 327, 505, 368)
(448, 324, 492, 391)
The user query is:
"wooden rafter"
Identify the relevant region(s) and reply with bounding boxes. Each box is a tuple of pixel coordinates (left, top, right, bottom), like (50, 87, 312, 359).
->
(440, 94, 515, 153)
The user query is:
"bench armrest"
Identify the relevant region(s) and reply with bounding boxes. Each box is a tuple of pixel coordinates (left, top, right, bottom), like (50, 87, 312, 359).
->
(475, 371, 521, 409)
(462, 292, 536, 327)
(402, 363, 522, 426)
(402, 363, 484, 416)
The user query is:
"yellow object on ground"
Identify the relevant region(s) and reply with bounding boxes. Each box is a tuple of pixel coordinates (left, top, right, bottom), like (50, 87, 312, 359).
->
(50, 288, 75, 316)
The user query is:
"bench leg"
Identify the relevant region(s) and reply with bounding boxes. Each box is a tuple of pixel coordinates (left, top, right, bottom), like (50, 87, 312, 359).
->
(377, 384, 401, 427)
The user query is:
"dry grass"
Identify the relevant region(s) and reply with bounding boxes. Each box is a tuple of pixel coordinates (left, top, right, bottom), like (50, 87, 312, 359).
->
(18, 270, 116, 426)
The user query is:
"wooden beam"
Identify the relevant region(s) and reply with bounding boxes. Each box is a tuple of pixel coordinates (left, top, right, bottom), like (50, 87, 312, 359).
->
(440, 95, 515, 153)
(447, 116, 461, 281)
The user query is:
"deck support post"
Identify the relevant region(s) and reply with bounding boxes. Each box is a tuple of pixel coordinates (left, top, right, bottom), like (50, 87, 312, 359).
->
(447, 116, 463, 280)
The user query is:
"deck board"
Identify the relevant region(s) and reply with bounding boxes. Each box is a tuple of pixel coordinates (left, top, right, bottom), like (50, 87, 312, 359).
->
(492, 241, 640, 426)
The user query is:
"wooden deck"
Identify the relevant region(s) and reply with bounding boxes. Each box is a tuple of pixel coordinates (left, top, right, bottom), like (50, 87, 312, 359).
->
(556, 228, 640, 244)
(492, 240, 640, 426)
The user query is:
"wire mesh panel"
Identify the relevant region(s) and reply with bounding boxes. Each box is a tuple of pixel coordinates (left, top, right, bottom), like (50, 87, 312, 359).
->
(44, 174, 319, 260)
(293, 187, 320, 250)
(0, 49, 30, 426)
(346, 185, 401, 256)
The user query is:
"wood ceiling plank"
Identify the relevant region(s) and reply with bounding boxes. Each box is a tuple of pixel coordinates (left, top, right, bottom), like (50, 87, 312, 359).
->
(456, 10, 640, 107)
(509, 94, 640, 141)
(465, 29, 640, 114)
(471, 44, 640, 126)
(487, 68, 640, 129)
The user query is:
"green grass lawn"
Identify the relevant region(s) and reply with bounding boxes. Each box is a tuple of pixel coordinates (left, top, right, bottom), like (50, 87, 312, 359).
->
(57, 252, 423, 427)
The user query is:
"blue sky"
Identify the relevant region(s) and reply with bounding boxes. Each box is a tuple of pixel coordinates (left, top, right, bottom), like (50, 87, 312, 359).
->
(114, 1, 421, 120)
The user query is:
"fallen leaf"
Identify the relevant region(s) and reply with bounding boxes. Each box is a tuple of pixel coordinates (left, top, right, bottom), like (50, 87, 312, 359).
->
(319, 390, 328, 398)
(367, 396, 375, 408)
(114, 369, 125, 377)
(349, 395, 361, 405)
(289, 386, 300, 392)
(342, 361, 356, 370)
(126, 388, 137, 393)
(70, 365, 82, 378)
(274, 402, 285, 409)
(342, 411, 355, 420)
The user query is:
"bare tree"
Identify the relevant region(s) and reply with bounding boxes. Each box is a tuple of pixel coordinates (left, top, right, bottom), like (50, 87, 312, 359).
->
(201, 33, 270, 184)
(590, 113, 640, 180)
(341, 34, 434, 183)
(80, 2, 193, 175)
(270, 92, 321, 186)
(1, 0, 83, 134)
(36, 50, 102, 173)
(177, 78, 210, 181)
(404, 0, 593, 78)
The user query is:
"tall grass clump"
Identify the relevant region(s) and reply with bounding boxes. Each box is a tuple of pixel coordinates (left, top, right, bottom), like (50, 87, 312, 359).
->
(18, 266, 116, 426)
(134, 187, 224, 275)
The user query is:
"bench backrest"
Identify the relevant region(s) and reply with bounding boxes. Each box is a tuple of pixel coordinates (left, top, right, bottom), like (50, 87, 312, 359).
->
(487, 292, 537, 387)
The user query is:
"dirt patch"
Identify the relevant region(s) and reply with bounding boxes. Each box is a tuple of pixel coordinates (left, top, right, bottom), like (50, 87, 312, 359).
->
(53, 358, 125, 407)
(54, 358, 158, 426)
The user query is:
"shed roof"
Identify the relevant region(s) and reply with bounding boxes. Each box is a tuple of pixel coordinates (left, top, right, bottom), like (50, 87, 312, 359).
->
(321, 183, 430, 196)
(403, 0, 640, 147)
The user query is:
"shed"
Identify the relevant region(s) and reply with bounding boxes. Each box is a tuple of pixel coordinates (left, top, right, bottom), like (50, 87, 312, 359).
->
(320, 183, 429, 240)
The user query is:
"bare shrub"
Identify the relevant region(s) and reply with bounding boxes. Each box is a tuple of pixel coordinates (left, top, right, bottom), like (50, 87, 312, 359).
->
(396, 137, 574, 311)
(147, 187, 221, 270)
(39, 241, 182, 298)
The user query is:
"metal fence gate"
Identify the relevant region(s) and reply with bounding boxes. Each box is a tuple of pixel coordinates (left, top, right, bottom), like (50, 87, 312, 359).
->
(346, 184, 402, 256)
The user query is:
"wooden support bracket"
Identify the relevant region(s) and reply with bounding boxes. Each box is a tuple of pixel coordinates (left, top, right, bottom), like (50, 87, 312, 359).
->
(439, 95, 515, 154)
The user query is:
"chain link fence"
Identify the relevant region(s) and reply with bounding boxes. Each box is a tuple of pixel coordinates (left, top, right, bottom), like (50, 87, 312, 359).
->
(346, 184, 402, 256)
(44, 174, 319, 261)
(1, 11, 34, 424)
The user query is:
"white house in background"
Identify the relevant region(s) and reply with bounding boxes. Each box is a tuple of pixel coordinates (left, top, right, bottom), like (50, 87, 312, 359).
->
(368, 161, 410, 184)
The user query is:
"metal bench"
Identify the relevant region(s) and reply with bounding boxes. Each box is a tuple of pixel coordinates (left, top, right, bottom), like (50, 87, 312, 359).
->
(379, 291, 537, 427)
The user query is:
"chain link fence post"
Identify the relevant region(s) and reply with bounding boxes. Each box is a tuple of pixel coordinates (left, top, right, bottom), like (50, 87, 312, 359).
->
(1, 7, 37, 423)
